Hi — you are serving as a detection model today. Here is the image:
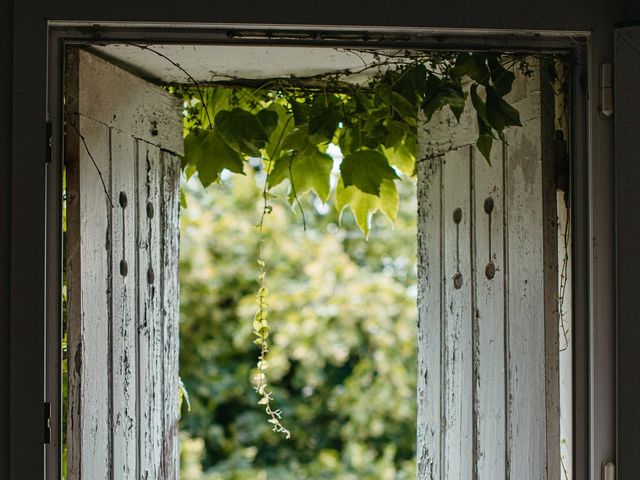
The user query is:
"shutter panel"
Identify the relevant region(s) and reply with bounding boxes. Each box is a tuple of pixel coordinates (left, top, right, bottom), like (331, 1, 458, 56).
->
(65, 48, 183, 479)
(417, 61, 559, 479)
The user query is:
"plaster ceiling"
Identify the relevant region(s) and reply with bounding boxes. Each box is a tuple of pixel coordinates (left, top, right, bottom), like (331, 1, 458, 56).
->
(92, 44, 401, 85)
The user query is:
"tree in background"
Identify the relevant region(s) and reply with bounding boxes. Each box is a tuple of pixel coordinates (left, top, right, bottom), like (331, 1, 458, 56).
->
(178, 160, 417, 479)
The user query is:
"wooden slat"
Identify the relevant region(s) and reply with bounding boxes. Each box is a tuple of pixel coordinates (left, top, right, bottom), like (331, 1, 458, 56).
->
(67, 115, 112, 480)
(137, 141, 164, 480)
(416, 154, 442, 479)
(441, 146, 473, 479)
(110, 129, 138, 479)
(160, 151, 181, 479)
(504, 68, 548, 478)
(473, 143, 506, 479)
(76, 48, 184, 155)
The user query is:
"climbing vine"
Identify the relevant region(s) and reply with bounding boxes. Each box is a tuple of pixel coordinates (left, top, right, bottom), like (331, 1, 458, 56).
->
(164, 48, 537, 437)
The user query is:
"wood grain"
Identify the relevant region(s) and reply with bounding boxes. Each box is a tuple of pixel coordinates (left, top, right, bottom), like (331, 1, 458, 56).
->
(66, 48, 182, 479)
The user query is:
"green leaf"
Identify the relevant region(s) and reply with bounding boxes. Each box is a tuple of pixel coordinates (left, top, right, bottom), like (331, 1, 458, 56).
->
(184, 130, 245, 187)
(393, 64, 427, 105)
(485, 85, 522, 132)
(336, 178, 399, 237)
(381, 120, 407, 149)
(476, 133, 493, 164)
(268, 148, 333, 203)
(487, 56, 516, 96)
(340, 150, 399, 196)
(215, 108, 268, 156)
(422, 74, 466, 122)
(281, 129, 311, 152)
(375, 84, 418, 126)
(180, 188, 188, 209)
(309, 94, 342, 142)
(382, 135, 416, 176)
(257, 108, 279, 137)
(264, 103, 295, 160)
(290, 100, 310, 126)
(453, 53, 490, 84)
(470, 83, 497, 163)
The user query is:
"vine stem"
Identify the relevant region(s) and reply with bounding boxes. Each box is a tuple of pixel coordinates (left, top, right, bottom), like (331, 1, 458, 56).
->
(64, 107, 114, 208)
(125, 43, 214, 129)
(252, 116, 294, 439)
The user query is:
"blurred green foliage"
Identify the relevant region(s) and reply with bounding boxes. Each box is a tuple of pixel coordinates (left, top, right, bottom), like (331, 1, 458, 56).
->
(178, 160, 418, 479)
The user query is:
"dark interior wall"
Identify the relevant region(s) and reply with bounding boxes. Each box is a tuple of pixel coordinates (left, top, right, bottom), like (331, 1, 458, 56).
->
(21, 0, 621, 30)
(0, 1, 12, 479)
(623, 0, 640, 23)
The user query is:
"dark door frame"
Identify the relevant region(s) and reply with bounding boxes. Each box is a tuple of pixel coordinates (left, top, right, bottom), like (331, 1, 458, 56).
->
(10, 7, 616, 478)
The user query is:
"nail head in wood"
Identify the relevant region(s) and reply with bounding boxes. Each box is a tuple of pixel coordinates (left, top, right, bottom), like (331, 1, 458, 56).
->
(453, 207, 463, 224)
(146, 201, 154, 219)
(484, 196, 494, 214)
(120, 259, 128, 277)
(485, 261, 496, 280)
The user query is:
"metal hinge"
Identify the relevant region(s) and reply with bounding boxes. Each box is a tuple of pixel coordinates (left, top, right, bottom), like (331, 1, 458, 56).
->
(43, 402, 51, 444)
(600, 63, 613, 117)
(602, 461, 615, 480)
(45, 120, 53, 164)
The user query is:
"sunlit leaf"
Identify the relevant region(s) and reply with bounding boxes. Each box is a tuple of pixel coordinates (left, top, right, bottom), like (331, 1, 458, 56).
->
(382, 135, 416, 176)
(336, 178, 399, 237)
(185, 130, 245, 187)
(268, 148, 333, 203)
(215, 108, 268, 156)
(341, 149, 399, 196)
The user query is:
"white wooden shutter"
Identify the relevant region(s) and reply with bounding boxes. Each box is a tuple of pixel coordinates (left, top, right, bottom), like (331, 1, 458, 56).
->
(416, 61, 559, 479)
(65, 48, 183, 480)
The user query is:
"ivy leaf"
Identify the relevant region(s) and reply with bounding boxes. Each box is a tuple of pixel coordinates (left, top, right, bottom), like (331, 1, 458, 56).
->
(393, 63, 427, 105)
(309, 94, 342, 142)
(264, 103, 295, 160)
(453, 53, 490, 85)
(375, 84, 418, 126)
(257, 108, 279, 138)
(485, 85, 522, 132)
(215, 108, 268, 157)
(340, 149, 399, 196)
(290, 100, 310, 127)
(184, 130, 245, 187)
(336, 178, 399, 237)
(197, 87, 233, 129)
(382, 134, 417, 176)
(422, 74, 466, 122)
(282, 129, 311, 152)
(470, 83, 492, 129)
(487, 56, 516, 96)
(476, 133, 493, 164)
(470, 83, 496, 163)
(268, 148, 333, 203)
(381, 120, 407, 149)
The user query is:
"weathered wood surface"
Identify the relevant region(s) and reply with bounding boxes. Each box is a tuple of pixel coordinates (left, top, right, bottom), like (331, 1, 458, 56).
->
(416, 61, 559, 479)
(66, 48, 182, 479)
(76, 48, 183, 155)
